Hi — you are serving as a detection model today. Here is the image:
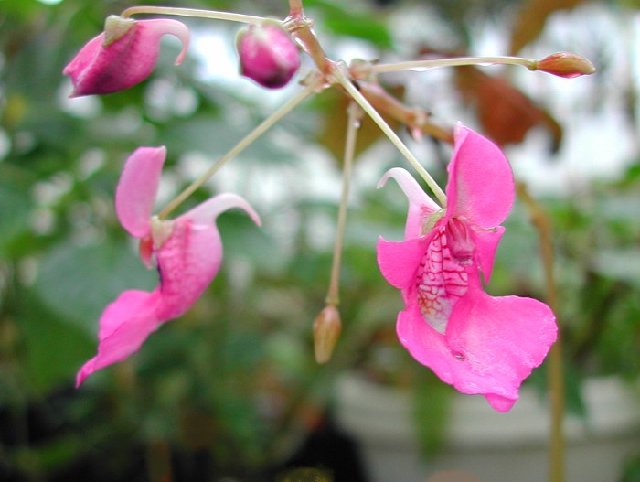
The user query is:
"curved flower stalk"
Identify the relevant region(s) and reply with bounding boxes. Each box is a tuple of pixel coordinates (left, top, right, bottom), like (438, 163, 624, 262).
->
(63, 16, 190, 97)
(76, 147, 261, 386)
(377, 124, 557, 412)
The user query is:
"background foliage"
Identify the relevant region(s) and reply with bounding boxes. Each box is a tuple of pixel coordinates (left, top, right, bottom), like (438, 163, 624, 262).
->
(1, 0, 639, 480)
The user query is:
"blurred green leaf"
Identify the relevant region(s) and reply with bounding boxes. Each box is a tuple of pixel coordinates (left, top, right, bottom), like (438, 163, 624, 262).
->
(34, 240, 155, 334)
(305, 0, 392, 48)
(0, 182, 32, 255)
(413, 370, 452, 457)
(19, 291, 94, 392)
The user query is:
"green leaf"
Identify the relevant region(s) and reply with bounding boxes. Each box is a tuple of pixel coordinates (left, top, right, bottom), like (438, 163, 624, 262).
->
(18, 291, 95, 392)
(0, 182, 32, 256)
(412, 370, 452, 457)
(34, 240, 155, 334)
(305, 0, 392, 48)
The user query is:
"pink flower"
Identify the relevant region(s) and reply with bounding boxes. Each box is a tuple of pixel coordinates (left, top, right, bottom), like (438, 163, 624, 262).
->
(236, 21, 301, 89)
(377, 124, 557, 412)
(63, 16, 190, 97)
(76, 147, 261, 386)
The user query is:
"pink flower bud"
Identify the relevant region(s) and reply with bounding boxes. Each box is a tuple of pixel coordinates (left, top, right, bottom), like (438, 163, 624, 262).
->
(63, 16, 190, 97)
(313, 305, 341, 364)
(236, 21, 301, 89)
(533, 52, 595, 79)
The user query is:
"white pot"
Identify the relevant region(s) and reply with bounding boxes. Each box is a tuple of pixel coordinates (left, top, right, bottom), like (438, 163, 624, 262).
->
(336, 374, 640, 482)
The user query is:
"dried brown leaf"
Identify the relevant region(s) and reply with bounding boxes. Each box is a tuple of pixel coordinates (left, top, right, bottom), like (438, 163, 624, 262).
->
(454, 66, 562, 150)
(509, 0, 585, 55)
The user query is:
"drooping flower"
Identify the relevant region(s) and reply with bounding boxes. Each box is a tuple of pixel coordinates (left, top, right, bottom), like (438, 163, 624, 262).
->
(76, 146, 260, 386)
(236, 20, 301, 89)
(63, 16, 190, 97)
(377, 124, 557, 412)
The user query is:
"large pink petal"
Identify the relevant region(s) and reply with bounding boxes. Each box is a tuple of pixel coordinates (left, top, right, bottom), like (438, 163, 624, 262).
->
(115, 146, 165, 239)
(378, 167, 441, 239)
(64, 17, 190, 97)
(154, 219, 222, 320)
(76, 289, 161, 386)
(446, 124, 515, 229)
(377, 236, 429, 290)
(397, 281, 557, 412)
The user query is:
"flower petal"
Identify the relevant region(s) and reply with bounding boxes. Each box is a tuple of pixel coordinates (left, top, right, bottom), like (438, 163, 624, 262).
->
(446, 124, 515, 229)
(115, 146, 165, 239)
(377, 236, 429, 290)
(76, 289, 161, 386)
(64, 17, 190, 97)
(155, 194, 261, 320)
(180, 193, 261, 227)
(378, 167, 441, 239)
(472, 226, 505, 283)
(397, 280, 557, 412)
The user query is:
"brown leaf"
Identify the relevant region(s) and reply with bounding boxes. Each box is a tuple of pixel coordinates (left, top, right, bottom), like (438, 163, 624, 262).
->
(316, 86, 403, 165)
(454, 66, 562, 151)
(509, 0, 585, 55)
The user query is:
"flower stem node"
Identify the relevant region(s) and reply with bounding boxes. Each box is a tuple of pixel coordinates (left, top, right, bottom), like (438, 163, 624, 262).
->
(236, 20, 301, 89)
(313, 304, 342, 364)
(531, 52, 596, 79)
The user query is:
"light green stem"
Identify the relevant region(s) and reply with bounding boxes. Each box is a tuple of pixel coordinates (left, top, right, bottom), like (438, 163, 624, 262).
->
(325, 102, 359, 306)
(333, 68, 447, 207)
(121, 6, 269, 25)
(371, 56, 536, 74)
(158, 80, 318, 219)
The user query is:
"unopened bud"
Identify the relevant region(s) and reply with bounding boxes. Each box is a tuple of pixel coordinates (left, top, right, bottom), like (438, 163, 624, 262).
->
(313, 305, 341, 364)
(236, 20, 301, 89)
(531, 52, 595, 79)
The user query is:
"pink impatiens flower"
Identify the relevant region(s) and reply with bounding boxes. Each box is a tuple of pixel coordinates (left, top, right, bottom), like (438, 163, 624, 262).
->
(377, 124, 557, 412)
(63, 16, 190, 97)
(76, 146, 260, 386)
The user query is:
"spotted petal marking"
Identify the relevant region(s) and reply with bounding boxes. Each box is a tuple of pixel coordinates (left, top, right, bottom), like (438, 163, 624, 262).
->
(417, 230, 469, 333)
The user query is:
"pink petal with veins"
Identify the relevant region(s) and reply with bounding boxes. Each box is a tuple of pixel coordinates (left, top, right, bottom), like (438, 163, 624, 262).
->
(115, 146, 166, 239)
(64, 17, 190, 97)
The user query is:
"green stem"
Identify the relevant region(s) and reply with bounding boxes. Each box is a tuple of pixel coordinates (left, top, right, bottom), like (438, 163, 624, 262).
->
(516, 181, 565, 482)
(325, 102, 359, 306)
(333, 68, 447, 207)
(157, 78, 318, 219)
(371, 56, 536, 74)
(121, 6, 268, 25)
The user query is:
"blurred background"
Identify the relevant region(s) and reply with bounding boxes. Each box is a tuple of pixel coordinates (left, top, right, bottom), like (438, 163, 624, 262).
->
(1, 0, 639, 481)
